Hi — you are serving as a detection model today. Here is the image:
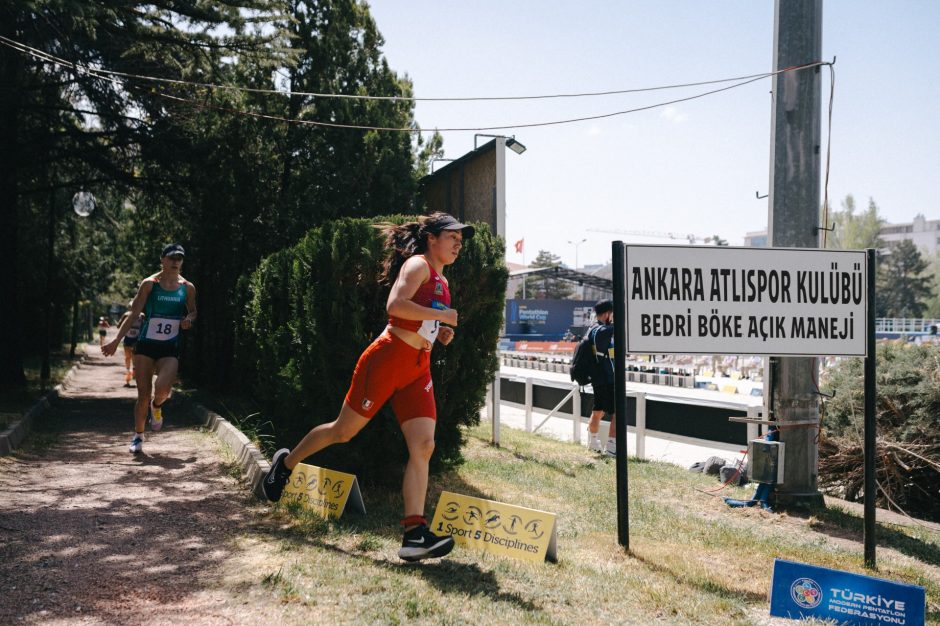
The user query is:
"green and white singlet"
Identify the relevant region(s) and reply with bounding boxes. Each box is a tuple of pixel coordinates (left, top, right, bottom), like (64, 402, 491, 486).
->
(138, 280, 188, 347)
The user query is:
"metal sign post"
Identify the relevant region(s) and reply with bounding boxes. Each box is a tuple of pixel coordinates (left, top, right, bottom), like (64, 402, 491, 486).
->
(612, 241, 629, 549)
(864, 248, 877, 568)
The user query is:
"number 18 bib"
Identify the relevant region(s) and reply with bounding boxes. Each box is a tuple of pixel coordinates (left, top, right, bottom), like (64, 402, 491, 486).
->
(144, 317, 180, 341)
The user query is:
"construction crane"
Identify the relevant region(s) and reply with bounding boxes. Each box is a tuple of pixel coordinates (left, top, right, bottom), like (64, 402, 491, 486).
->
(586, 228, 720, 245)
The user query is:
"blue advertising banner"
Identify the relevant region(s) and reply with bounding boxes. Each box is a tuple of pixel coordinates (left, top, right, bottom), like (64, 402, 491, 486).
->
(505, 299, 595, 339)
(770, 559, 925, 625)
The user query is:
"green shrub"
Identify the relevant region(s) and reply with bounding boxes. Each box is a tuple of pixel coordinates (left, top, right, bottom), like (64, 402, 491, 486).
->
(236, 216, 507, 485)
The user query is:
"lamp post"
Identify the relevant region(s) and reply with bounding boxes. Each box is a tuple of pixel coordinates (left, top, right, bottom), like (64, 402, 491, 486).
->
(568, 238, 587, 299)
(473, 134, 527, 154)
(568, 238, 586, 270)
(41, 190, 94, 384)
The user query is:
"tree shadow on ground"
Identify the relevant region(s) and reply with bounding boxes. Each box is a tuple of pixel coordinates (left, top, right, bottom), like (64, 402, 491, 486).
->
(0, 393, 253, 625)
(789, 505, 940, 567)
(248, 517, 545, 616)
(246, 462, 554, 617)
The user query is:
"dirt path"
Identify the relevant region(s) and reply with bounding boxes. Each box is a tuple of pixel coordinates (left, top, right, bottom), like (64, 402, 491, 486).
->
(0, 346, 276, 625)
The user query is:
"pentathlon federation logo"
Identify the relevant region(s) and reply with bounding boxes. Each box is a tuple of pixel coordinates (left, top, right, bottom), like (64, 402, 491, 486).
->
(790, 577, 823, 609)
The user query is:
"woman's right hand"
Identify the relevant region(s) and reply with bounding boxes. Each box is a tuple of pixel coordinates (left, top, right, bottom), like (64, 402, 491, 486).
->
(101, 339, 119, 357)
(439, 308, 458, 327)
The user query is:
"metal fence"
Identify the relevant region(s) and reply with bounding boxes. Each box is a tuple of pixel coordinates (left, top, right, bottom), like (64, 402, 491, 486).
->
(874, 318, 940, 334)
(486, 372, 764, 458)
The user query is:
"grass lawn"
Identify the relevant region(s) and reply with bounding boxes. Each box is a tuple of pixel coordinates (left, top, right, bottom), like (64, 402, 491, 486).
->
(227, 423, 940, 625)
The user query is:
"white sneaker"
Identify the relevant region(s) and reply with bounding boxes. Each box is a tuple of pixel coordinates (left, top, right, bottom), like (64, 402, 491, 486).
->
(589, 436, 602, 452)
(605, 442, 617, 457)
(129, 435, 143, 454)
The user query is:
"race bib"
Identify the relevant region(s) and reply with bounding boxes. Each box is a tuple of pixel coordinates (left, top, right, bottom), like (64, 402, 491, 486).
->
(417, 319, 440, 343)
(417, 300, 448, 343)
(145, 317, 180, 341)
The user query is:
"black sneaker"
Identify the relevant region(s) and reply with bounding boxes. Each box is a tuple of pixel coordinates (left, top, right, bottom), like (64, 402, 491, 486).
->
(262, 448, 292, 502)
(398, 525, 455, 562)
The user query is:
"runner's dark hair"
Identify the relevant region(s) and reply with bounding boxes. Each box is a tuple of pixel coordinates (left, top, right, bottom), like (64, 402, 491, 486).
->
(378, 212, 458, 285)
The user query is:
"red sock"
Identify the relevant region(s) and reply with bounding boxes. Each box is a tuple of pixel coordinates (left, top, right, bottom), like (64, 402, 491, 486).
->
(400, 515, 427, 528)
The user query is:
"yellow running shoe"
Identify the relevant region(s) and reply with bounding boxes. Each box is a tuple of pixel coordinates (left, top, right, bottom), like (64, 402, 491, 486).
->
(150, 401, 163, 431)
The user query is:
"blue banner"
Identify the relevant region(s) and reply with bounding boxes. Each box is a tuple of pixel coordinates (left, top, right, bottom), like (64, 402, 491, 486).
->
(770, 559, 925, 625)
(505, 299, 595, 339)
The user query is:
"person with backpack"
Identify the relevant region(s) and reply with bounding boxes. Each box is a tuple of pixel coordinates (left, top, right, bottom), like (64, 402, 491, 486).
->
(261, 212, 473, 563)
(586, 299, 617, 455)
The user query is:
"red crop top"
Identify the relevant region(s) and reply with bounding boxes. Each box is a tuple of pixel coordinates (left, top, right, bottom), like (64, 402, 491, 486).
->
(388, 256, 451, 343)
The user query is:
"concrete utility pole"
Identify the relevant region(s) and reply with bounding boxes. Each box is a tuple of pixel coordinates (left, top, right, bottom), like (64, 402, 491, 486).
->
(767, 0, 825, 507)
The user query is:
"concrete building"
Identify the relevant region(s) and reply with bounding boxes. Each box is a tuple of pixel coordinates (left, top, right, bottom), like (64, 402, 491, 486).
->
(744, 214, 940, 255)
(879, 214, 940, 255)
(744, 230, 768, 247)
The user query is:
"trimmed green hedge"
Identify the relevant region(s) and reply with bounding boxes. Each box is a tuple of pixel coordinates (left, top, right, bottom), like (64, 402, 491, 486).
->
(236, 216, 507, 485)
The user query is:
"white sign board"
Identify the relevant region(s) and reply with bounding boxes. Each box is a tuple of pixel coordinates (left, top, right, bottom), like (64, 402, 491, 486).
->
(625, 245, 867, 356)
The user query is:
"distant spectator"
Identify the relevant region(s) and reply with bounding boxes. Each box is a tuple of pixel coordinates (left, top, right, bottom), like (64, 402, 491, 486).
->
(116, 302, 144, 386)
(586, 299, 618, 455)
(97, 316, 110, 348)
(917, 325, 938, 345)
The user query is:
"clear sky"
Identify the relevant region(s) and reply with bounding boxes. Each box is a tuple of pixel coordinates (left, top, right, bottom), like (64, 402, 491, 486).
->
(368, 1, 940, 269)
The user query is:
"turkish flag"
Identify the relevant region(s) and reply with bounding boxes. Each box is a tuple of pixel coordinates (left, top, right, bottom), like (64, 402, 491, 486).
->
(514, 239, 524, 254)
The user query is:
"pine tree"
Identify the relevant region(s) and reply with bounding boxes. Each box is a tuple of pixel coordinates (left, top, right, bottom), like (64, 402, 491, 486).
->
(877, 239, 933, 318)
(515, 250, 575, 299)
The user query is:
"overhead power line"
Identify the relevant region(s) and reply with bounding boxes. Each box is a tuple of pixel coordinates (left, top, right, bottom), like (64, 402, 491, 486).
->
(0, 34, 830, 133)
(0, 34, 825, 103)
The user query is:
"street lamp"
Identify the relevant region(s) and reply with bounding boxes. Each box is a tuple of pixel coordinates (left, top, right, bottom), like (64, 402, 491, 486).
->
(72, 190, 96, 216)
(568, 238, 587, 270)
(505, 137, 527, 154)
(42, 190, 94, 383)
(568, 238, 587, 300)
(473, 133, 527, 154)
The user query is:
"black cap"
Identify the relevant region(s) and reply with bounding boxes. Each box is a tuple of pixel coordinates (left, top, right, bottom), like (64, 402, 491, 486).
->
(161, 243, 185, 258)
(432, 215, 475, 239)
(594, 299, 613, 315)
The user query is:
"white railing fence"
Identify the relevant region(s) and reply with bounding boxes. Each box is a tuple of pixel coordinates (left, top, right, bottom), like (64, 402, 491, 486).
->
(487, 372, 764, 459)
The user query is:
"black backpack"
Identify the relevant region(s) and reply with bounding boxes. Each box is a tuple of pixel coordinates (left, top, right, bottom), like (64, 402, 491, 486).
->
(569, 326, 600, 386)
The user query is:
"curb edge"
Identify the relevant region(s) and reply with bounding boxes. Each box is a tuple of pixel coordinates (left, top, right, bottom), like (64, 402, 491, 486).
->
(0, 354, 85, 456)
(188, 401, 270, 501)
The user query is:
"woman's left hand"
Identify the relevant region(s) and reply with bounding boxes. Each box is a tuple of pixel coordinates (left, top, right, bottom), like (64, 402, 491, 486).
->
(438, 326, 455, 345)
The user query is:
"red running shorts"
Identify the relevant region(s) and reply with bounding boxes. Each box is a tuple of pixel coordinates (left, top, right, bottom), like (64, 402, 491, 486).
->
(344, 330, 436, 424)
